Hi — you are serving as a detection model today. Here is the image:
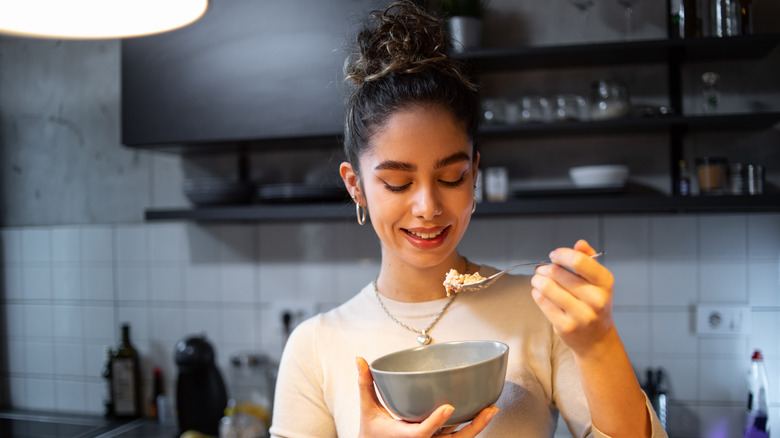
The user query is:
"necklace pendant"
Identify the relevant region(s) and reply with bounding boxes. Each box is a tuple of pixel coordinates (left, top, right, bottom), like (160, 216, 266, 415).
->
(417, 333, 432, 345)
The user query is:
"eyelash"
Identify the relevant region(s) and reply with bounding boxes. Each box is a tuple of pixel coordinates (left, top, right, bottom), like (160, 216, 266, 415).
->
(383, 174, 467, 192)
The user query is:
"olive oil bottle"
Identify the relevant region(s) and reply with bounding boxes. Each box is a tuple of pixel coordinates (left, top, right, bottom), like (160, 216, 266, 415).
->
(111, 323, 142, 418)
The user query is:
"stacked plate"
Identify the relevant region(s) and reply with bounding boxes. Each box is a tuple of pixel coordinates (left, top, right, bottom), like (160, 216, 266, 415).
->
(257, 183, 349, 203)
(183, 179, 255, 206)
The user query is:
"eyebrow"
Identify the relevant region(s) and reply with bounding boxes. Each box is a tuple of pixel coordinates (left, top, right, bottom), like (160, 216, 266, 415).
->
(374, 152, 471, 172)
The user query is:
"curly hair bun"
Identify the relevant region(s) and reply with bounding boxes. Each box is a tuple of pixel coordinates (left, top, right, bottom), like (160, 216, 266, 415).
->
(345, 1, 475, 90)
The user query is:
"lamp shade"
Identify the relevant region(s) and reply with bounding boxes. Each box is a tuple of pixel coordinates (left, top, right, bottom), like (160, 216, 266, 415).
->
(0, 0, 208, 39)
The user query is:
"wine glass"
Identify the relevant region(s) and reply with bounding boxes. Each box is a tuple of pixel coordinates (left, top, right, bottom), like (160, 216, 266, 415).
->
(566, 0, 598, 41)
(616, 0, 641, 40)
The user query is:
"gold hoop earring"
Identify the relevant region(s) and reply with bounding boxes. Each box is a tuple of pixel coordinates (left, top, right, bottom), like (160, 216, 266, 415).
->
(356, 202, 367, 225)
(472, 194, 477, 214)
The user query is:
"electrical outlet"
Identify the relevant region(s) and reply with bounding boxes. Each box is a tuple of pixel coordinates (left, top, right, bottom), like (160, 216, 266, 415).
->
(695, 304, 751, 335)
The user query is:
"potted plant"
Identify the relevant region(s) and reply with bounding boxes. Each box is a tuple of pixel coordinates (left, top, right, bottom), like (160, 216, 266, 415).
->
(439, 0, 487, 52)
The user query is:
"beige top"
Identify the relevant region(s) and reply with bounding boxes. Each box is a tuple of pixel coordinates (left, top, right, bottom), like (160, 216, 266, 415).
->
(270, 266, 666, 438)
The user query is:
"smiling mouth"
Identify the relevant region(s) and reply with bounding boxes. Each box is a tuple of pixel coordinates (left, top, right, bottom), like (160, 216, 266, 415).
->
(404, 227, 447, 240)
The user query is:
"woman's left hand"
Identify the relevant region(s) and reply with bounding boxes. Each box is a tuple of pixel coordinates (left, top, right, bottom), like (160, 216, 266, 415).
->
(530, 239, 615, 356)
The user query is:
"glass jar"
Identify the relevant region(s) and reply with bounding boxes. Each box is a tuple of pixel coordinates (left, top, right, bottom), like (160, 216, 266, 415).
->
(589, 80, 630, 121)
(701, 72, 720, 114)
(227, 352, 277, 424)
(552, 94, 588, 122)
(696, 156, 728, 195)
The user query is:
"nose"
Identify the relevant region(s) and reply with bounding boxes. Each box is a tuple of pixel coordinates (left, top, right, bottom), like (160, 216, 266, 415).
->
(411, 183, 442, 220)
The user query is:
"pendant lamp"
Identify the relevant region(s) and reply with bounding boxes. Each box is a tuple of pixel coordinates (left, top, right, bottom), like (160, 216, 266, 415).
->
(0, 0, 209, 39)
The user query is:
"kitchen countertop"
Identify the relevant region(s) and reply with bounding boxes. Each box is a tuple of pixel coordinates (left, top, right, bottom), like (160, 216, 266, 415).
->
(0, 410, 180, 438)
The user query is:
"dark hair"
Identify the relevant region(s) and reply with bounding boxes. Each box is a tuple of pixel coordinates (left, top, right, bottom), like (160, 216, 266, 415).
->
(343, 1, 479, 173)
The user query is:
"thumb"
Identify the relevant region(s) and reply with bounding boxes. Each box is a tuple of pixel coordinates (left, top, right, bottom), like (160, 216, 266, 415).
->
(356, 357, 384, 414)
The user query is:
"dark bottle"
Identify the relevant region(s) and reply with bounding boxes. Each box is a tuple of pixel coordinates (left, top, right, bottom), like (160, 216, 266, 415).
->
(740, 0, 754, 35)
(101, 345, 114, 417)
(111, 324, 143, 418)
(678, 160, 691, 196)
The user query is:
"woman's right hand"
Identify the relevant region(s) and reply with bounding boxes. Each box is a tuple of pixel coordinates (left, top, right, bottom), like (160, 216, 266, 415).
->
(356, 357, 498, 437)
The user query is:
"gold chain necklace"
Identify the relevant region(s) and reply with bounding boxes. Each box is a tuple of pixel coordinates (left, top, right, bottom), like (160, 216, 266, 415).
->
(374, 259, 469, 345)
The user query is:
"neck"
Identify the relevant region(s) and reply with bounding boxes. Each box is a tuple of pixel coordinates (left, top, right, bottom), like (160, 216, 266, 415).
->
(376, 251, 467, 303)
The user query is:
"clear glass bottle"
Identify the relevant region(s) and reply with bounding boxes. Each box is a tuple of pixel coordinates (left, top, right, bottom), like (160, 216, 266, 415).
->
(111, 324, 142, 418)
(744, 350, 769, 438)
(714, 0, 741, 37)
(102, 345, 114, 417)
(701, 72, 720, 114)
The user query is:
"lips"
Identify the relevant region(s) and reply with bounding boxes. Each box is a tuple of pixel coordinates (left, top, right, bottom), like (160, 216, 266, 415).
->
(402, 226, 450, 249)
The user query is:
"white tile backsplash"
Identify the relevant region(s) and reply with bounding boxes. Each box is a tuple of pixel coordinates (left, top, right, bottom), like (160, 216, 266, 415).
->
(25, 378, 56, 411)
(24, 304, 53, 339)
(649, 215, 698, 260)
(649, 260, 698, 306)
(53, 305, 84, 339)
(115, 225, 148, 262)
(699, 260, 749, 302)
(698, 215, 748, 260)
(51, 227, 80, 263)
(116, 265, 149, 302)
(184, 264, 220, 302)
(748, 261, 780, 306)
(54, 342, 86, 376)
(25, 341, 54, 375)
(149, 264, 184, 302)
(21, 228, 51, 263)
(81, 265, 114, 301)
(1, 228, 22, 263)
(698, 357, 747, 402)
(81, 226, 114, 263)
(54, 380, 87, 412)
(610, 260, 651, 306)
(52, 264, 82, 300)
(1, 214, 779, 431)
(22, 265, 52, 300)
(604, 216, 651, 259)
(748, 214, 780, 260)
(219, 264, 255, 303)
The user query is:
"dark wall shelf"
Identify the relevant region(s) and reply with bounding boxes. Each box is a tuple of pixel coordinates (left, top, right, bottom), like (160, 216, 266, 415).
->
(478, 112, 780, 140)
(140, 31, 780, 222)
(459, 33, 780, 72)
(146, 194, 780, 223)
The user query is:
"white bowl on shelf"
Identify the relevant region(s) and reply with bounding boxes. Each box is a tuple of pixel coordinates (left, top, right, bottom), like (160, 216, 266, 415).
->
(569, 165, 629, 188)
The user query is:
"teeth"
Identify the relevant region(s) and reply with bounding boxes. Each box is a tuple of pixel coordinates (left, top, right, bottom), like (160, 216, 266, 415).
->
(408, 229, 444, 239)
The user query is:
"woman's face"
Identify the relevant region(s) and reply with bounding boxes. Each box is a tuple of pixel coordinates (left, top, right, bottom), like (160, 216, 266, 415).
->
(343, 104, 479, 270)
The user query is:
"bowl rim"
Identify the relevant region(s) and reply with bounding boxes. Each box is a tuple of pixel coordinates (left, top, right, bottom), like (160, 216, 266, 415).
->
(369, 340, 509, 376)
(569, 164, 629, 174)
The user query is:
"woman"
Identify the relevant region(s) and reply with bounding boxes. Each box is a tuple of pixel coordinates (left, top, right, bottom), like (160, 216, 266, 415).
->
(270, 2, 666, 437)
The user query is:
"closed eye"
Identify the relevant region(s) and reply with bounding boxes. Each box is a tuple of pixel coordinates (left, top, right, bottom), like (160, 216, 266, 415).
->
(384, 182, 412, 192)
(440, 173, 466, 187)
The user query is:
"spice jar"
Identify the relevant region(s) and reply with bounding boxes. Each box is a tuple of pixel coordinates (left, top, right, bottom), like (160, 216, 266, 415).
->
(728, 162, 744, 195)
(696, 157, 728, 195)
(746, 164, 764, 195)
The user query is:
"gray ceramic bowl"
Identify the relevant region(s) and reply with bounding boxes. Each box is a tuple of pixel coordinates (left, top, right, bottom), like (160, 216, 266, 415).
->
(369, 340, 508, 426)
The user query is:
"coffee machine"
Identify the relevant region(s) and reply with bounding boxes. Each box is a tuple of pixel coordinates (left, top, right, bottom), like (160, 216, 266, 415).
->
(175, 335, 228, 436)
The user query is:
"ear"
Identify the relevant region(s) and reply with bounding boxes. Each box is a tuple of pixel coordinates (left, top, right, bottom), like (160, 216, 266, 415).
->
(340, 161, 361, 202)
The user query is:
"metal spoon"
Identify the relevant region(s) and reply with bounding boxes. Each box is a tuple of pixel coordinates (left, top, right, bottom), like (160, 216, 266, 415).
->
(446, 252, 604, 293)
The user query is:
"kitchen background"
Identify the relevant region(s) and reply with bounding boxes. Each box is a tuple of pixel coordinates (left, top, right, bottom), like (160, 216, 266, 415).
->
(1, 0, 780, 437)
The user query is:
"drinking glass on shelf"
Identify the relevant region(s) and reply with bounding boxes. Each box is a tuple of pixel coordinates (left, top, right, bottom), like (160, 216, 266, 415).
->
(616, 0, 641, 40)
(566, 0, 598, 41)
